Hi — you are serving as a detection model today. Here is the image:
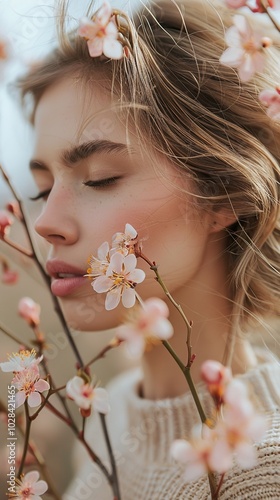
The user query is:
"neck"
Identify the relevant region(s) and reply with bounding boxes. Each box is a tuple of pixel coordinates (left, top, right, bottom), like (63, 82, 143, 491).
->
(140, 232, 258, 400)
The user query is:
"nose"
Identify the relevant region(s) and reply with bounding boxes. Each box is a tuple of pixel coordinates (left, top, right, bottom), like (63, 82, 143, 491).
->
(34, 188, 79, 246)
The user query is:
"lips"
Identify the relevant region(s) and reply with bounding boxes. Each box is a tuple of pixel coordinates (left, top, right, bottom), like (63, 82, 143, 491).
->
(46, 260, 88, 297)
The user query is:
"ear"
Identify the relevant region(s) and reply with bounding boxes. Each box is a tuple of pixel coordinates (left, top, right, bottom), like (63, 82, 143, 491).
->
(209, 208, 237, 234)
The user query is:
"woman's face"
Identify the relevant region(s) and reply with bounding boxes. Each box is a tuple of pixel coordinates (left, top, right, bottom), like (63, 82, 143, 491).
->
(31, 76, 215, 331)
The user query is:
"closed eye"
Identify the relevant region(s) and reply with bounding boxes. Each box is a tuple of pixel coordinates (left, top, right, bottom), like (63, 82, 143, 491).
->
(83, 177, 121, 188)
(29, 188, 51, 201)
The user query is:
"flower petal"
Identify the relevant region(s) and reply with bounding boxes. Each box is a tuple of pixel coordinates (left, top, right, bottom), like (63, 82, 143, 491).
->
(97, 241, 110, 260)
(108, 252, 123, 274)
(105, 288, 121, 310)
(220, 47, 244, 68)
(32, 479, 48, 495)
(126, 336, 145, 358)
(125, 223, 138, 239)
(78, 17, 99, 38)
(103, 39, 124, 60)
(123, 253, 137, 273)
(23, 470, 40, 484)
(153, 317, 174, 339)
(34, 379, 50, 393)
(93, 387, 110, 414)
(170, 439, 193, 463)
(209, 438, 233, 473)
(96, 1, 111, 26)
(15, 391, 26, 408)
(93, 275, 112, 293)
(87, 38, 103, 58)
(122, 288, 136, 308)
(28, 391, 42, 408)
(183, 460, 207, 482)
(224, 25, 242, 48)
(235, 441, 257, 468)
(128, 269, 145, 283)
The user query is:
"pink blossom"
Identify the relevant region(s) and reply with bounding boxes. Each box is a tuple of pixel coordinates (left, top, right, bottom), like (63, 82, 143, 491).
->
(13, 470, 48, 499)
(171, 425, 230, 482)
(78, 2, 123, 60)
(66, 376, 110, 416)
(111, 223, 138, 256)
(12, 364, 50, 408)
(0, 40, 8, 61)
(219, 15, 272, 82)
(115, 298, 174, 357)
(18, 297, 41, 327)
(0, 209, 13, 238)
(209, 379, 268, 469)
(6, 200, 22, 220)
(259, 87, 280, 121)
(201, 360, 232, 405)
(92, 252, 145, 310)
(0, 349, 43, 373)
(2, 268, 19, 284)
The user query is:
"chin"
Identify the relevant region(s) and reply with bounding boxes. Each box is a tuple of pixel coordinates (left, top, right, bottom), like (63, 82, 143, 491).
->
(58, 293, 126, 332)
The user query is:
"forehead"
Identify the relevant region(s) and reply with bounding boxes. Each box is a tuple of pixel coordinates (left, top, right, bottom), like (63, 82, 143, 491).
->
(33, 77, 128, 157)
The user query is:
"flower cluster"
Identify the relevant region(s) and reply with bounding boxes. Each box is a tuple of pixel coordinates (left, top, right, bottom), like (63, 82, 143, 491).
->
(66, 375, 110, 417)
(78, 1, 124, 60)
(220, 14, 272, 82)
(0, 349, 49, 409)
(87, 224, 145, 310)
(115, 297, 174, 358)
(220, 1, 280, 122)
(171, 360, 268, 482)
(12, 470, 48, 500)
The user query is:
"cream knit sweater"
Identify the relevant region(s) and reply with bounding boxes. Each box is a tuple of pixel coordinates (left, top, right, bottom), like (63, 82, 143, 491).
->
(64, 358, 280, 499)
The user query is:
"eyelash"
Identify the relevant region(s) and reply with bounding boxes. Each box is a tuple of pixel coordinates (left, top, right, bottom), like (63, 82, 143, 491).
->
(83, 176, 121, 188)
(29, 177, 121, 201)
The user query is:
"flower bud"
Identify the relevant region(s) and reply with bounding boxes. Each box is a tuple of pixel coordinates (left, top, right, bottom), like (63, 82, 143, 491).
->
(18, 297, 41, 327)
(0, 210, 13, 238)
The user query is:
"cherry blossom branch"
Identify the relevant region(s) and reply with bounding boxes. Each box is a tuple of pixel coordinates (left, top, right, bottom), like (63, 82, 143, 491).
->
(99, 413, 121, 500)
(17, 422, 62, 500)
(260, 0, 280, 31)
(44, 399, 111, 483)
(1, 235, 34, 257)
(0, 164, 84, 368)
(17, 401, 32, 478)
(213, 472, 226, 499)
(137, 251, 193, 366)
(0, 321, 33, 349)
(83, 338, 122, 369)
(0, 399, 61, 499)
(162, 340, 208, 424)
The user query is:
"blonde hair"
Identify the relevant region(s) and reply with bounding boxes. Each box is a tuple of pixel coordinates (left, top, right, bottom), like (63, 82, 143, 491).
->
(18, 0, 280, 333)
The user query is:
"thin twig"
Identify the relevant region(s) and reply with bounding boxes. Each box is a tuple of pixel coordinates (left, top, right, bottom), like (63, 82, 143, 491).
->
(44, 399, 111, 483)
(213, 472, 226, 500)
(100, 414, 121, 500)
(84, 338, 122, 369)
(0, 321, 33, 350)
(17, 401, 31, 478)
(260, 0, 280, 31)
(2, 235, 34, 257)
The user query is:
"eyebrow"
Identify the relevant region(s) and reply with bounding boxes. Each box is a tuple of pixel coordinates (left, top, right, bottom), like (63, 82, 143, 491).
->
(29, 139, 134, 171)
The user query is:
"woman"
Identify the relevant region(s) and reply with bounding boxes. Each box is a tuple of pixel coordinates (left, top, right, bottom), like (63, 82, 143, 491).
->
(18, 0, 280, 497)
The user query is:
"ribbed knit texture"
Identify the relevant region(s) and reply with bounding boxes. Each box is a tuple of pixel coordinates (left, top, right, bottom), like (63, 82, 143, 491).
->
(64, 359, 280, 500)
